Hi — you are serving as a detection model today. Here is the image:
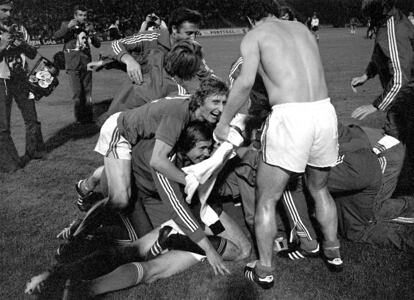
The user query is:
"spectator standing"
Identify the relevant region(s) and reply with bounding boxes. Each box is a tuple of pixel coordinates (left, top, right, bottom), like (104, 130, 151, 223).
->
(408, 12, 414, 26)
(0, 0, 45, 172)
(366, 17, 375, 39)
(280, 6, 296, 21)
(310, 12, 320, 41)
(54, 5, 101, 124)
(350, 17, 357, 34)
(108, 19, 121, 40)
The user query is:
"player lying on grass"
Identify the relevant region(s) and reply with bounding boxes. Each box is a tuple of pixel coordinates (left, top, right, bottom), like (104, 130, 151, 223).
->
(71, 78, 228, 234)
(71, 78, 232, 275)
(25, 121, 250, 298)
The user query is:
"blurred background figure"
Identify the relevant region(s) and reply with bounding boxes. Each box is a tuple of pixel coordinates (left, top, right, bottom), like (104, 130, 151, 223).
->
(139, 8, 167, 32)
(366, 17, 375, 39)
(280, 6, 296, 21)
(310, 12, 320, 41)
(108, 19, 121, 40)
(408, 12, 414, 26)
(349, 17, 358, 34)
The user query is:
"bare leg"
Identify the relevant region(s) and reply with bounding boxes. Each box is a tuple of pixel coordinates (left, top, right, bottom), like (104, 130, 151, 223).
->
(204, 211, 251, 260)
(305, 166, 342, 271)
(305, 166, 338, 244)
(255, 158, 291, 271)
(104, 157, 131, 210)
(87, 250, 199, 296)
(82, 165, 104, 192)
(126, 226, 162, 257)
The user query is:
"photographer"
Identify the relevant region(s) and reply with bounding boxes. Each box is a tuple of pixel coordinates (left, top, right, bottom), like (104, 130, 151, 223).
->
(139, 9, 167, 32)
(0, 0, 46, 172)
(54, 5, 101, 124)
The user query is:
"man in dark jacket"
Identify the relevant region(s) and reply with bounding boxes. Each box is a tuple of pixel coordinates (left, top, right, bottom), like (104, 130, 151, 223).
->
(54, 5, 101, 124)
(0, 0, 45, 172)
(351, 0, 414, 158)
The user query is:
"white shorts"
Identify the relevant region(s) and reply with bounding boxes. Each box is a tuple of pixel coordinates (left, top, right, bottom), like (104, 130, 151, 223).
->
(94, 112, 132, 160)
(261, 98, 338, 173)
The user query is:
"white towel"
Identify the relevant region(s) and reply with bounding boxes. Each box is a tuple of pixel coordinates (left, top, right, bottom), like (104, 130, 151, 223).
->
(373, 135, 400, 155)
(182, 116, 247, 227)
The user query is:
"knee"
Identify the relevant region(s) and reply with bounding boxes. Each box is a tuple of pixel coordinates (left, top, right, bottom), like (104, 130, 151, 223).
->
(141, 261, 171, 284)
(256, 198, 278, 215)
(238, 241, 252, 260)
(306, 181, 329, 196)
(108, 191, 130, 210)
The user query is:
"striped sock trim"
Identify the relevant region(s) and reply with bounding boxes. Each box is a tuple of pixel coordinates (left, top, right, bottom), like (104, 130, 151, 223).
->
(149, 240, 162, 257)
(131, 262, 144, 286)
(216, 238, 227, 256)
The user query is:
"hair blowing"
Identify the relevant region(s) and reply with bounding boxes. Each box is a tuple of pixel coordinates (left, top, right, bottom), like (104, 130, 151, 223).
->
(164, 40, 203, 81)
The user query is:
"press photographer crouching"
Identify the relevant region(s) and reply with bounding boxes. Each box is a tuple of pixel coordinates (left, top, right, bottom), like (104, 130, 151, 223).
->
(0, 0, 46, 173)
(54, 5, 101, 124)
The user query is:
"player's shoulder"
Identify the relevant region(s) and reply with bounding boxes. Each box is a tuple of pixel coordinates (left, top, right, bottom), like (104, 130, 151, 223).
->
(152, 95, 190, 107)
(156, 96, 190, 117)
(120, 31, 161, 43)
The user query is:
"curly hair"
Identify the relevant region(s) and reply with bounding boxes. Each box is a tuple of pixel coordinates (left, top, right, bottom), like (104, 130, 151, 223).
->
(189, 77, 229, 112)
(164, 39, 203, 81)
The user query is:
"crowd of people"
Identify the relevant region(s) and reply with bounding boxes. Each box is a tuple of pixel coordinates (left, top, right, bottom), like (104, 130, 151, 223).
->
(0, 0, 412, 297)
(11, 0, 253, 42)
(13, 0, 413, 42)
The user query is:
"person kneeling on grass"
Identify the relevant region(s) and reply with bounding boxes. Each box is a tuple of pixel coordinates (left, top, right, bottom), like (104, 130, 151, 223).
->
(277, 124, 414, 254)
(25, 121, 251, 298)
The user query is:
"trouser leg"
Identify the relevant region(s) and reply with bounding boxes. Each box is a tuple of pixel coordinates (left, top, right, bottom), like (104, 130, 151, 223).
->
(80, 69, 94, 123)
(11, 82, 45, 158)
(0, 79, 20, 172)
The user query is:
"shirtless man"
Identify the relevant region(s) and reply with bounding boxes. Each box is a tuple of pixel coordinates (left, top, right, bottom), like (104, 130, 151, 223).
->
(214, 0, 342, 289)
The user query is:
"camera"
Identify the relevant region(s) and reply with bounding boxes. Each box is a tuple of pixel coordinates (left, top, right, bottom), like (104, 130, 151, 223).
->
(149, 15, 159, 22)
(73, 22, 87, 34)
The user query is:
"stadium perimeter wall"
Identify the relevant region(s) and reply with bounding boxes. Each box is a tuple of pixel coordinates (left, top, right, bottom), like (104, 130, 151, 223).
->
(29, 27, 248, 46)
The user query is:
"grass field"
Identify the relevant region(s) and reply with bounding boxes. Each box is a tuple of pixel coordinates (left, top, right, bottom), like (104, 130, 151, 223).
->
(1, 28, 413, 300)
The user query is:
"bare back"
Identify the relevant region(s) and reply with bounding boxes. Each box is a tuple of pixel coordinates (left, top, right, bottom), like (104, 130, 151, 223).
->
(242, 19, 328, 106)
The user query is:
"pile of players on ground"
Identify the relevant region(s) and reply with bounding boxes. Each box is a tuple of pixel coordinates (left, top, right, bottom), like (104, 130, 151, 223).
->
(25, 2, 414, 298)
